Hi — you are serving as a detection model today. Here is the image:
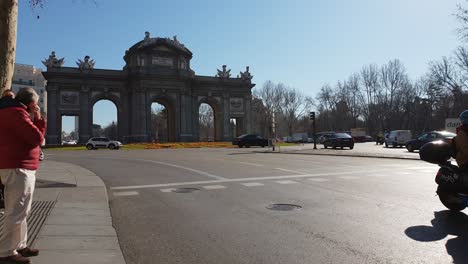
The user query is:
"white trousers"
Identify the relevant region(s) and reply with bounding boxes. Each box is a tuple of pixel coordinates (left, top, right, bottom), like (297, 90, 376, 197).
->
(0, 169, 36, 257)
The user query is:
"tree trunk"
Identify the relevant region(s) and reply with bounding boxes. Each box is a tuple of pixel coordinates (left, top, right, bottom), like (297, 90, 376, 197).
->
(0, 0, 18, 94)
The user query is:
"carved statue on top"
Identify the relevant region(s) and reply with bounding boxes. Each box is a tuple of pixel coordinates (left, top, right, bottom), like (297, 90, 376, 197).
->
(144, 31, 151, 41)
(216, 65, 231, 79)
(76, 55, 95, 70)
(42, 51, 64, 68)
(239, 66, 253, 81)
(171, 35, 185, 48)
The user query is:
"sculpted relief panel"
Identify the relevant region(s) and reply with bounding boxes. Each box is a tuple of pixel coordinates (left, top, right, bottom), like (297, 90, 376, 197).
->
(60, 91, 79, 105)
(230, 98, 244, 116)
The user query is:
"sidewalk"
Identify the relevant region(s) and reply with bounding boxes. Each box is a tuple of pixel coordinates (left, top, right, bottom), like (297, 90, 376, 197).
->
(32, 160, 125, 264)
(258, 143, 421, 160)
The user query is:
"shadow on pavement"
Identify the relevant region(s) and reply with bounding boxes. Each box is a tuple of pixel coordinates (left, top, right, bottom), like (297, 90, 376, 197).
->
(36, 179, 77, 188)
(227, 151, 261, 155)
(405, 210, 468, 263)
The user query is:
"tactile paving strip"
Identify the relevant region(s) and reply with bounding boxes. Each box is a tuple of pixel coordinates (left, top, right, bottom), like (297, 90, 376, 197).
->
(0, 200, 56, 246)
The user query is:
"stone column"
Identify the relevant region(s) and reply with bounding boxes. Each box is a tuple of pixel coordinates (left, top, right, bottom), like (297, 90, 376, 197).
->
(79, 86, 91, 143)
(192, 95, 200, 141)
(179, 91, 195, 142)
(223, 94, 231, 141)
(129, 85, 149, 142)
(245, 95, 252, 134)
(174, 93, 181, 142)
(45, 85, 60, 145)
(137, 88, 148, 142)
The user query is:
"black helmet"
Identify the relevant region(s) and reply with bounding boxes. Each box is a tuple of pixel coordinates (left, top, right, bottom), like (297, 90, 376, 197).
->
(419, 141, 452, 164)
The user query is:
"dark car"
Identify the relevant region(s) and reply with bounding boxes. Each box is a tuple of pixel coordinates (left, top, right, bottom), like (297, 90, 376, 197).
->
(232, 134, 268, 148)
(405, 131, 456, 152)
(323, 133, 354, 149)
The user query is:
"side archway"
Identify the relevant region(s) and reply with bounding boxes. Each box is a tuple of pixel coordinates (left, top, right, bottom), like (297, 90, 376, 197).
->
(90, 93, 123, 141)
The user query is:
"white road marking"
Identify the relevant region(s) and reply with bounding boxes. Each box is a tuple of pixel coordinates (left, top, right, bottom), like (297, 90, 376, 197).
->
(242, 182, 264, 187)
(95, 157, 226, 180)
(275, 168, 307, 174)
(308, 178, 329, 182)
(339, 176, 360, 180)
(113, 191, 139, 197)
(408, 166, 436, 170)
(160, 188, 176, 193)
(203, 185, 227, 190)
(237, 162, 263, 167)
(276, 180, 299, 184)
(110, 168, 395, 191)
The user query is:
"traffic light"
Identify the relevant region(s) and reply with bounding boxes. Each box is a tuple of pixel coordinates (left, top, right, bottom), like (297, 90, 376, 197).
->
(309, 111, 315, 121)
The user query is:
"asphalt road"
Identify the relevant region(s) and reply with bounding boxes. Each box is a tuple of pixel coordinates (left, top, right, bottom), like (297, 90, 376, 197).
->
(46, 147, 468, 264)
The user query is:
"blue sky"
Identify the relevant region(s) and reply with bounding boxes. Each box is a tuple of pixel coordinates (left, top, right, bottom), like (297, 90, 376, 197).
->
(16, 0, 462, 133)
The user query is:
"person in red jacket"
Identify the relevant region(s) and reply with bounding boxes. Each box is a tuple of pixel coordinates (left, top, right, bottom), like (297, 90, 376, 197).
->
(0, 88, 46, 264)
(0, 89, 14, 211)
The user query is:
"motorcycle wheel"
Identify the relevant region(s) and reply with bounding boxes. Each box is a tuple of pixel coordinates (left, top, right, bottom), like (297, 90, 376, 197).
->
(437, 187, 466, 211)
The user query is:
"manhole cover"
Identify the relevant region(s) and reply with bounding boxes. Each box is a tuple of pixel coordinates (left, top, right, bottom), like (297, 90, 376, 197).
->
(266, 203, 302, 211)
(172, 188, 200, 193)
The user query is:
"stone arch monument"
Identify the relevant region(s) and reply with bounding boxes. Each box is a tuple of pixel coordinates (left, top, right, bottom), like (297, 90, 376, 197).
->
(42, 32, 255, 144)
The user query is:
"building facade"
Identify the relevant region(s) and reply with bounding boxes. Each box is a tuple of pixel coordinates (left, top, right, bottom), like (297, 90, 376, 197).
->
(42, 33, 255, 145)
(11, 63, 47, 115)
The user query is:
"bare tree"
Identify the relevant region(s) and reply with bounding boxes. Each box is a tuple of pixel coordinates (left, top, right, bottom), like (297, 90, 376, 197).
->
(379, 59, 409, 130)
(315, 84, 335, 131)
(280, 87, 314, 136)
(454, 46, 468, 74)
(429, 56, 466, 114)
(360, 64, 381, 135)
(456, 1, 468, 42)
(199, 103, 214, 141)
(150, 105, 168, 142)
(254, 81, 286, 137)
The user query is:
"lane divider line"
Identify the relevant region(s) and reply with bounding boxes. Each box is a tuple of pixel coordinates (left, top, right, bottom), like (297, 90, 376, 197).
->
(113, 191, 139, 197)
(275, 168, 307, 174)
(202, 185, 227, 190)
(95, 156, 227, 180)
(110, 168, 395, 191)
(276, 180, 299, 184)
(241, 182, 264, 187)
(237, 162, 264, 167)
(160, 188, 176, 193)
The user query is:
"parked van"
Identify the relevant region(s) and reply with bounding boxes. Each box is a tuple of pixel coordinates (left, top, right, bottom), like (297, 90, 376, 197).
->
(385, 130, 412, 148)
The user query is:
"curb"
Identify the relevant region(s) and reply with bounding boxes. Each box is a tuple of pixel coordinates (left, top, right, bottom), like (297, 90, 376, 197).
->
(258, 150, 421, 161)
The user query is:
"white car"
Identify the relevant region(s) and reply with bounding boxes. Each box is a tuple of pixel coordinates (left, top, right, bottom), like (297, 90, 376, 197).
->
(62, 140, 77, 145)
(86, 137, 123, 150)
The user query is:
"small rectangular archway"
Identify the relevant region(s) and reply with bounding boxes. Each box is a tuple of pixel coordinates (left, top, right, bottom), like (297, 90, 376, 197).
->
(61, 115, 79, 144)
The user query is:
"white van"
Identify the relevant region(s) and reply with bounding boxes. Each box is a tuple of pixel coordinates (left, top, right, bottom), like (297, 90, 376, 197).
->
(385, 130, 412, 148)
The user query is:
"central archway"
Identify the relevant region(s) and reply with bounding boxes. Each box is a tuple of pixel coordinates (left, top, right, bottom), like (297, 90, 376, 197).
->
(197, 98, 222, 142)
(199, 103, 214, 141)
(150, 96, 176, 142)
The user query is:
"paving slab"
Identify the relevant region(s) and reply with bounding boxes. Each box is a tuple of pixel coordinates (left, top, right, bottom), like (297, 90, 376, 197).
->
(33, 250, 125, 264)
(32, 160, 126, 264)
(44, 215, 112, 226)
(40, 225, 116, 236)
(49, 207, 110, 217)
(34, 236, 120, 250)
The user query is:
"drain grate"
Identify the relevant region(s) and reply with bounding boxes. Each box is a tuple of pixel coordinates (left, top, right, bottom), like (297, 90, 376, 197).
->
(0, 201, 56, 246)
(172, 188, 200, 193)
(266, 203, 302, 211)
